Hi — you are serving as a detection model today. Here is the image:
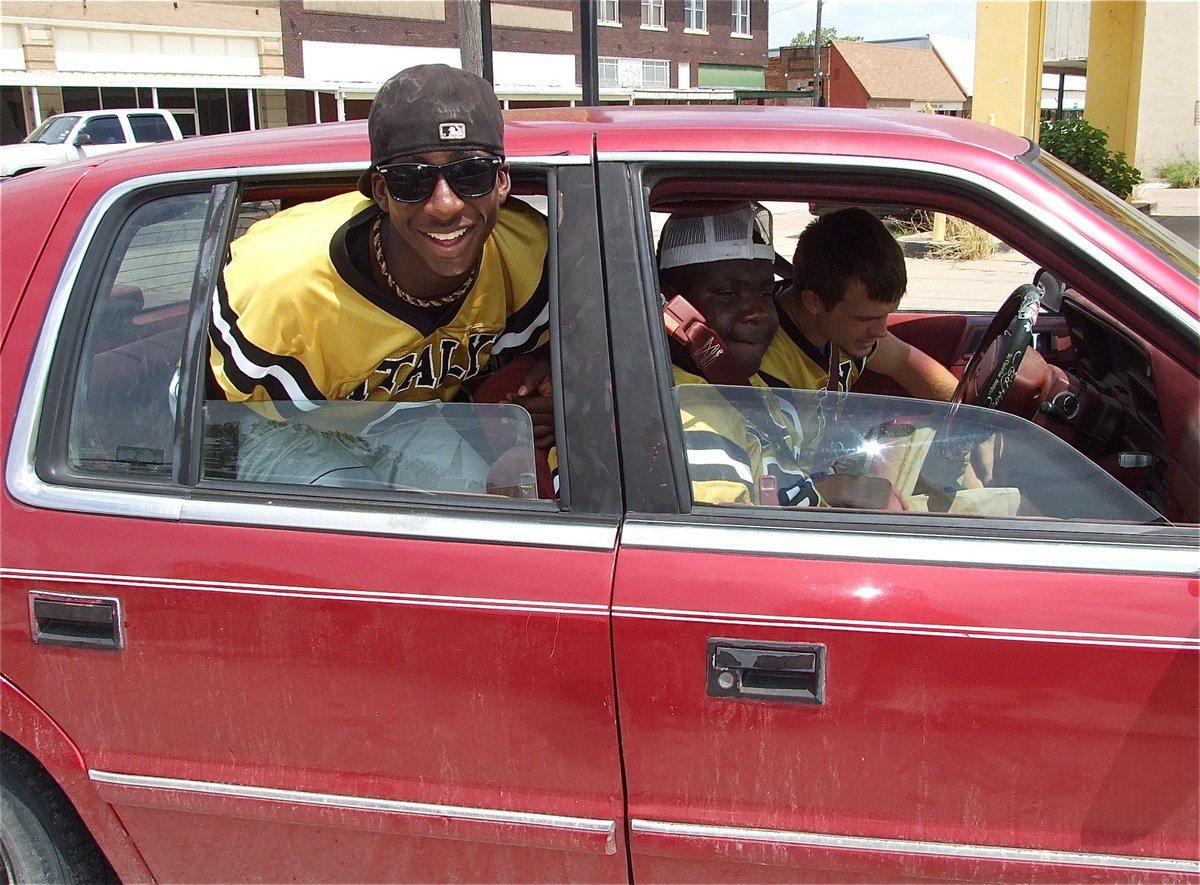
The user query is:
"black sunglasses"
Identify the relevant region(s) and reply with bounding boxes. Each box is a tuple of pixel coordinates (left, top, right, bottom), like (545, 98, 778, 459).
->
(375, 155, 504, 203)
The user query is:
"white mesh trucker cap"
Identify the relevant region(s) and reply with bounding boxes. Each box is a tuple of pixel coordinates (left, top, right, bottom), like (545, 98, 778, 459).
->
(658, 202, 775, 271)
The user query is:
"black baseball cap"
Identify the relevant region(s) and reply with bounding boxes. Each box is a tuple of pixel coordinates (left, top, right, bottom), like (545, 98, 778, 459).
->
(357, 63, 505, 197)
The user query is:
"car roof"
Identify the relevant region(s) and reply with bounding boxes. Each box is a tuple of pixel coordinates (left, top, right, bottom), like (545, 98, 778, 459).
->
(61, 105, 1033, 183)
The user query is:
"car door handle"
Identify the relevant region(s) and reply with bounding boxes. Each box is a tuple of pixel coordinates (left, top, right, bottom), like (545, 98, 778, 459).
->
(707, 638, 825, 705)
(28, 591, 123, 650)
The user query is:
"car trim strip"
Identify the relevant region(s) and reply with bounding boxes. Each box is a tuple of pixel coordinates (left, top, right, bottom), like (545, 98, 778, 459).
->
(629, 819, 1200, 874)
(90, 770, 617, 855)
(598, 150, 1198, 339)
(620, 521, 1200, 577)
(613, 604, 1198, 651)
(2, 568, 610, 617)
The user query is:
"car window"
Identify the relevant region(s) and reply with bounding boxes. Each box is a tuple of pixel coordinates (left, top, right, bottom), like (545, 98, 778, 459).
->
(58, 178, 559, 505)
(80, 115, 126, 145)
(128, 113, 175, 144)
(675, 384, 1164, 523)
(67, 192, 209, 477)
(644, 175, 1195, 528)
(25, 115, 79, 145)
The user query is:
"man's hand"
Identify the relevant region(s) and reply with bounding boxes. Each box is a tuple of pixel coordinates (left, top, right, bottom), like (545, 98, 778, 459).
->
(507, 359, 555, 449)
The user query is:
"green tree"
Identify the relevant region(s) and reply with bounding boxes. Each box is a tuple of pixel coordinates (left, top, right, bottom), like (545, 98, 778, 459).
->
(1038, 118, 1142, 200)
(789, 26, 861, 47)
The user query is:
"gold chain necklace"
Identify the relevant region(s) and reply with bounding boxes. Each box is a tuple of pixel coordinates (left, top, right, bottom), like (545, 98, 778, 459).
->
(371, 215, 477, 308)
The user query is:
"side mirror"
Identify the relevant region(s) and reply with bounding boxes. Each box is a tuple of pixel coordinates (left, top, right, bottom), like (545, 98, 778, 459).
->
(73, 131, 92, 147)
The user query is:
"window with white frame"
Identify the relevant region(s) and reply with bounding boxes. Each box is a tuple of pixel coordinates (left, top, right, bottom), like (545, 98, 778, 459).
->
(598, 0, 619, 25)
(684, 0, 707, 31)
(599, 57, 620, 88)
(642, 59, 670, 88)
(732, 0, 751, 36)
(598, 57, 669, 89)
(642, 0, 664, 28)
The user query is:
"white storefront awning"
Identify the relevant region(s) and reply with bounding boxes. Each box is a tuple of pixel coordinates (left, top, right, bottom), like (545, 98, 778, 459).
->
(0, 70, 337, 92)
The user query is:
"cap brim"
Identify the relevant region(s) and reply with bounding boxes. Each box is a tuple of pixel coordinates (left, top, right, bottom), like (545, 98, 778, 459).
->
(357, 166, 374, 198)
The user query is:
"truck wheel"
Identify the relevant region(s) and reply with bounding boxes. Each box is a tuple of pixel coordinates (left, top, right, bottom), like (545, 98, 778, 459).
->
(1, 738, 116, 884)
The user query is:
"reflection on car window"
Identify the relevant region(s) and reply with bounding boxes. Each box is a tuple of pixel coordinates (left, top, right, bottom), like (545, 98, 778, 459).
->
(674, 384, 1164, 524)
(201, 400, 539, 498)
(68, 193, 210, 477)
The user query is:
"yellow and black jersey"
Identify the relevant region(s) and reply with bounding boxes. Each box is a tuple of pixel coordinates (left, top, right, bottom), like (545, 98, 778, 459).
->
(672, 365, 822, 508)
(758, 309, 875, 392)
(210, 192, 550, 412)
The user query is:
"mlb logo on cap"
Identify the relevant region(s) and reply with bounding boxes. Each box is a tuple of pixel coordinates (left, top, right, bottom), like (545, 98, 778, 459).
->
(439, 122, 467, 141)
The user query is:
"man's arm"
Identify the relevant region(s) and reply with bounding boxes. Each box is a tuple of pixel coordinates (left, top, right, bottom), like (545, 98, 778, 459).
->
(868, 332, 959, 402)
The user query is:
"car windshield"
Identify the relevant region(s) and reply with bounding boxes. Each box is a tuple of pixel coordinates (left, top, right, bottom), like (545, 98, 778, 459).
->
(1031, 149, 1199, 277)
(24, 115, 80, 145)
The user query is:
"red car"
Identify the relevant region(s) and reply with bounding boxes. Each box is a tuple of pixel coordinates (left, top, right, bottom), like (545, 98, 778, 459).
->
(2, 106, 1197, 883)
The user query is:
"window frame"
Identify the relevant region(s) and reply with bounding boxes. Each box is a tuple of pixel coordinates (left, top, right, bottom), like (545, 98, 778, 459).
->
(731, 0, 751, 36)
(599, 155, 1196, 544)
(684, 0, 707, 33)
(20, 160, 622, 531)
(641, 0, 665, 30)
(597, 0, 620, 26)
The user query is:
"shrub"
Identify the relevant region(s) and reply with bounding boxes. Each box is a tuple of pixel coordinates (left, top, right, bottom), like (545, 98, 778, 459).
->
(1039, 118, 1142, 199)
(1155, 157, 1200, 189)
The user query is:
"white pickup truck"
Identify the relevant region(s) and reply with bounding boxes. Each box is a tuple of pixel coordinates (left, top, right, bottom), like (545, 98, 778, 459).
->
(0, 108, 183, 178)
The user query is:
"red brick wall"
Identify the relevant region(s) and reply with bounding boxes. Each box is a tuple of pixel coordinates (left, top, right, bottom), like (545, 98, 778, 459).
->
(827, 43, 869, 108)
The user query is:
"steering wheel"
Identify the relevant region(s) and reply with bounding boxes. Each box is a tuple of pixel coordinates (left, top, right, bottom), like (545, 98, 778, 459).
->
(951, 284, 1042, 410)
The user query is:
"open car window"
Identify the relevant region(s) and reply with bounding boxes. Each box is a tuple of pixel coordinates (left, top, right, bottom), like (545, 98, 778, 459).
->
(645, 171, 1198, 529)
(54, 173, 560, 505)
(675, 384, 1165, 524)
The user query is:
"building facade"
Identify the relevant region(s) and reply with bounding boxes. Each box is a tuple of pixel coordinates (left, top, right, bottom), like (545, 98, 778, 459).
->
(1, 0, 768, 142)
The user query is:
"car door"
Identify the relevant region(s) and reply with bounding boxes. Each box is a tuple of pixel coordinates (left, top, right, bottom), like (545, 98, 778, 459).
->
(2, 162, 629, 882)
(598, 156, 1199, 883)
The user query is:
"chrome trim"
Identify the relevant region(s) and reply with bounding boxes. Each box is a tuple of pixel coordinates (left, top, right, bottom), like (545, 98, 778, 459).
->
(621, 520, 1200, 577)
(599, 151, 1199, 338)
(613, 605, 1199, 651)
(5, 167, 615, 552)
(4, 567, 609, 617)
(630, 819, 1200, 874)
(91, 770, 616, 849)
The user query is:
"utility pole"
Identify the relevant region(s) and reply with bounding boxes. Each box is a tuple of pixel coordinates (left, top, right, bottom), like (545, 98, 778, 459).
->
(580, 0, 599, 105)
(460, 0, 494, 84)
(461, 0, 484, 77)
(813, 0, 824, 106)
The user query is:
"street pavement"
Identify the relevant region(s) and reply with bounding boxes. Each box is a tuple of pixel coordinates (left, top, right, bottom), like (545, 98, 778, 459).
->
(1143, 186, 1200, 250)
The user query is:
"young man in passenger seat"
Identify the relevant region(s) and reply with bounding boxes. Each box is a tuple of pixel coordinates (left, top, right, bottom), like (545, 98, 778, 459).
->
(660, 203, 906, 512)
(760, 207, 958, 401)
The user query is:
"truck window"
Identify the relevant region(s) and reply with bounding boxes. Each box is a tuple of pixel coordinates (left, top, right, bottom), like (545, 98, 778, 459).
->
(129, 113, 175, 144)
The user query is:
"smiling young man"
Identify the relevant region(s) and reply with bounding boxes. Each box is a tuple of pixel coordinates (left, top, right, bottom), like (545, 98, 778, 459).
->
(209, 63, 550, 412)
(759, 207, 958, 401)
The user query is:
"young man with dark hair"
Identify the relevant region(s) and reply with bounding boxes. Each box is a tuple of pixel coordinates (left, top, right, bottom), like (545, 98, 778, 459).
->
(760, 207, 958, 401)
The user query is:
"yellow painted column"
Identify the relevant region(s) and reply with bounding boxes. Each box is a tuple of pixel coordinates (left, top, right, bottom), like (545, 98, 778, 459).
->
(1084, 1, 1145, 158)
(972, 1, 1046, 139)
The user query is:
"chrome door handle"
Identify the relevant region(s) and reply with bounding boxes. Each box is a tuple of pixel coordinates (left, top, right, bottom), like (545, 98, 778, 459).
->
(707, 638, 825, 705)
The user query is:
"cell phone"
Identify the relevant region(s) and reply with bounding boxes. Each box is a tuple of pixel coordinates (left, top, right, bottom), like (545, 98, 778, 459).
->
(662, 295, 748, 386)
